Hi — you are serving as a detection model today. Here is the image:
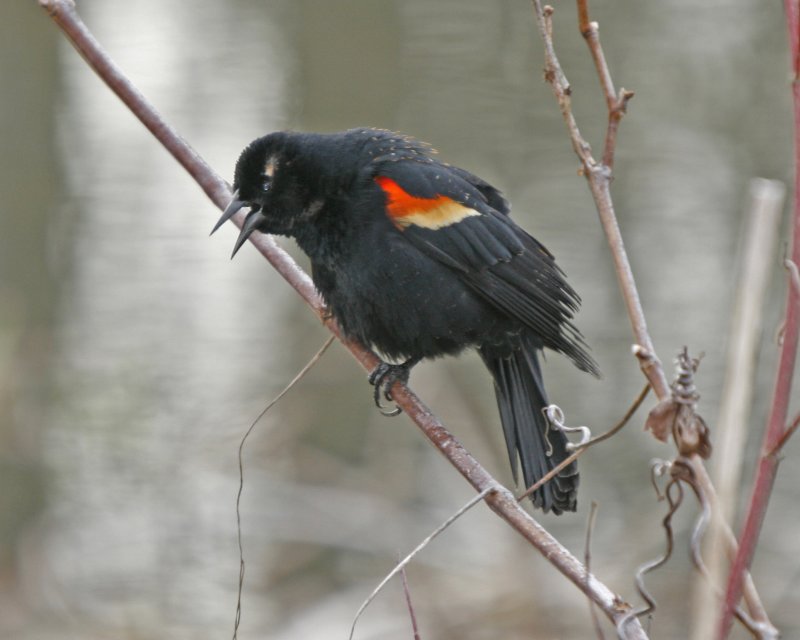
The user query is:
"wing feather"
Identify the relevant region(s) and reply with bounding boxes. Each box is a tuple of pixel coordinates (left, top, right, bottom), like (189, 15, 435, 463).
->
(374, 157, 597, 374)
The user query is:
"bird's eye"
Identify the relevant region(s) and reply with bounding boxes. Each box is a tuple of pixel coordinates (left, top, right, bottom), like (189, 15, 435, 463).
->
(259, 174, 272, 193)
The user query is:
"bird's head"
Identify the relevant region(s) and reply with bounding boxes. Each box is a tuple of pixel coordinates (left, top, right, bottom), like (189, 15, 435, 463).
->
(212, 132, 327, 257)
(213, 128, 437, 257)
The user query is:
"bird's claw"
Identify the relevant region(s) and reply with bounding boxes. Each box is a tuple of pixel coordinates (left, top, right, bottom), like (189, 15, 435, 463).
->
(368, 361, 412, 416)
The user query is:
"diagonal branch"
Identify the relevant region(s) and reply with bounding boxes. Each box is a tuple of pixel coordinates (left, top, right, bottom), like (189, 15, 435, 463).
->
(38, 0, 647, 636)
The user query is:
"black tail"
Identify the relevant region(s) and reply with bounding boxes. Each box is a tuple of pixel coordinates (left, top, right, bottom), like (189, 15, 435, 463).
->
(479, 333, 578, 514)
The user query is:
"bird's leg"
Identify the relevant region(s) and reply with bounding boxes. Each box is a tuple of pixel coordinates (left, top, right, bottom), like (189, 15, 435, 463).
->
(368, 357, 420, 417)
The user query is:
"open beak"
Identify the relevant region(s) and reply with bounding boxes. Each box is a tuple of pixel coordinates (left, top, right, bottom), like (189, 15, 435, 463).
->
(230, 209, 268, 258)
(211, 190, 247, 235)
(211, 190, 267, 258)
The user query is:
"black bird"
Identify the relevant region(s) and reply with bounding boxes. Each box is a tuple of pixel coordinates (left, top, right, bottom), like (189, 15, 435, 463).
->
(213, 128, 597, 514)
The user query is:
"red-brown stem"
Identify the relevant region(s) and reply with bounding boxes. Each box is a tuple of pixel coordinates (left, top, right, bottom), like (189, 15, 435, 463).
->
(39, 1, 648, 635)
(717, 6, 800, 636)
(788, 0, 800, 81)
(400, 566, 421, 640)
(767, 410, 800, 457)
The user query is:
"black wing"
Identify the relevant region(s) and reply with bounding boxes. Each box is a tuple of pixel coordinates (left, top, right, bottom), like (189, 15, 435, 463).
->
(375, 158, 597, 374)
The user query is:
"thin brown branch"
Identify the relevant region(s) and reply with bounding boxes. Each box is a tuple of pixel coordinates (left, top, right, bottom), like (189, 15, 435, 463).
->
(516, 384, 650, 502)
(233, 336, 335, 640)
(530, 1, 773, 635)
(601, 89, 635, 169)
(584, 502, 606, 640)
(582, 383, 650, 447)
(537, 5, 594, 165)
(768, 410, 800, 457)
(400, 565, 422, 640)
(576, 0, 615, 108)
(575, 0, 634, 169)
(350, 490, 492, 640)
(531, 1, 668, 401)
(39, 1, 647, 636)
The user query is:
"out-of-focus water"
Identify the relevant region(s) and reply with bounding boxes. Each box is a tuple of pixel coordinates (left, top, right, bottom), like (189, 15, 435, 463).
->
(2, 1, 797, 638)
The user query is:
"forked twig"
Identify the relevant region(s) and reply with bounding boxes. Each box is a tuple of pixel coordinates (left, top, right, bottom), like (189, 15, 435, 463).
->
(349, 487, 495, 640)
(575, 0, 634, 169)
(767, 410, 800, 458)
(531, 0, 668, 401)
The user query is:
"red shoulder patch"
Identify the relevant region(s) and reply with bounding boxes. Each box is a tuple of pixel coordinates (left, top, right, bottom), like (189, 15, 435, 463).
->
(375, 176, 480, 230)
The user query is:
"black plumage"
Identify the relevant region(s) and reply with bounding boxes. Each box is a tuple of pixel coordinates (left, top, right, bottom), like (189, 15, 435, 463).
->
(214, 127, 598, 514)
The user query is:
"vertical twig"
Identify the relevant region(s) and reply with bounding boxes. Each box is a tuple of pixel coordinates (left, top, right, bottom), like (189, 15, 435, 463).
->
(718, 4, 800, 635)
(713, 180, 785, 517)
(575, 0, 634, 169)
(692, 180, 783, 640)
(584, 502, 606, 640)
(530, 1, 774, 634)
(532, 0, 670, 401)
(400, 566, 422, 640)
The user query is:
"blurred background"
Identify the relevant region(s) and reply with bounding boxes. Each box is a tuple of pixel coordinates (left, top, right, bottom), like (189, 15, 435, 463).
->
(1, 1, 797, 638)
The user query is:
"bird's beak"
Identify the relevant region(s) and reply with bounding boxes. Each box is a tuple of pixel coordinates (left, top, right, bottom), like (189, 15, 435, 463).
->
(231, 209, 267, 258)
(211, 190, 247, 235)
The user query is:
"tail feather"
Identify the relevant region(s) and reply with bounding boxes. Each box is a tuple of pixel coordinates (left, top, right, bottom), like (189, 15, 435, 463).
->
(479, 333, 578, 514)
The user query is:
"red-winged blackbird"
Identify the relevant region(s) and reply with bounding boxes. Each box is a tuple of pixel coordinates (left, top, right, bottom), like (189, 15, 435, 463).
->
(213, 128, 598, 514)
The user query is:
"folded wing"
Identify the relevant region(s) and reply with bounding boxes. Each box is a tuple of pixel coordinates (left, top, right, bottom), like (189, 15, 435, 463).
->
(374, 160, 597, 374)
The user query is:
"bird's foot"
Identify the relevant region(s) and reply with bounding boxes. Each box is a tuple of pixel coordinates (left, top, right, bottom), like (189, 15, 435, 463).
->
(368, 359, 417, 416)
